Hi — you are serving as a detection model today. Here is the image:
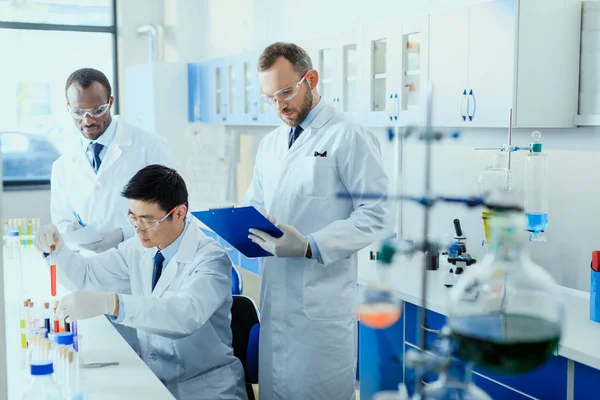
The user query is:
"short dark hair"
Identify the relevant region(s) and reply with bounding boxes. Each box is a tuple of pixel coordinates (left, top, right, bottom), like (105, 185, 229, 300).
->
(65, 68, 112, 99)
(258, 42, 313, 76)
(121, 165, 189, 215)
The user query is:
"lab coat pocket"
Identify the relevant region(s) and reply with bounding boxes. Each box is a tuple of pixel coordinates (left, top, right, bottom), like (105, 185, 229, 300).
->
(295, 156, 337, 199)
(302, 259, 355, 321)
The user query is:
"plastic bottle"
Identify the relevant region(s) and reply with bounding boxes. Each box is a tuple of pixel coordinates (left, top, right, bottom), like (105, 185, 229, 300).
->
(22, 361, 62, 400)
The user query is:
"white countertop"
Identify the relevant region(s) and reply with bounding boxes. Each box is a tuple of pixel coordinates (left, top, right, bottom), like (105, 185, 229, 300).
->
(3, 249, 175, 400)
(357, 249, 600, 370)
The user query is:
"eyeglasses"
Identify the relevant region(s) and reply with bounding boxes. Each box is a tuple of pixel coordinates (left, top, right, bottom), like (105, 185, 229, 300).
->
(67, 102, 111, 120)
(260, 71, 311, 105)
(127, 207, 177, 231)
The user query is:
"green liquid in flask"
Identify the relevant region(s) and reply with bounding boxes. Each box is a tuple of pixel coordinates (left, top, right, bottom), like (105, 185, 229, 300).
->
(451, 314, 560, 375)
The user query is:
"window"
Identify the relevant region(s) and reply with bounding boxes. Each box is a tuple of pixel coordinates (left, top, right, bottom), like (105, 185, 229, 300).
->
(0, 0, 117, 188)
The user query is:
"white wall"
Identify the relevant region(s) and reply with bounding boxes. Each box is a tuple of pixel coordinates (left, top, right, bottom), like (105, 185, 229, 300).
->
(116, 0, 164, 116)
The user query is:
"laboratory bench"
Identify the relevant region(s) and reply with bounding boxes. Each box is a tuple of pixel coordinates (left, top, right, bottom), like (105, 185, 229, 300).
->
(3, 249, 175, 399)
(357, 250, 600, 400)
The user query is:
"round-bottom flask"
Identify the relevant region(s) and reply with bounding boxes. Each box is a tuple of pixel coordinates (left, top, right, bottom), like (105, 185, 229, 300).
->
(447, 210, 563, 375)
(357, 242, 403, 329)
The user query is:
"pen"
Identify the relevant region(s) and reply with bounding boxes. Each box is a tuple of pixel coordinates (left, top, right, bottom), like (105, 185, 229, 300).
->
(74, 213, 85, 227)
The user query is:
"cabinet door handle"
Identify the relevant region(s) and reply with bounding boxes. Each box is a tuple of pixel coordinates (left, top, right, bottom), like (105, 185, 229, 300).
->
(468, 89, 476, 121)
(222, 104, 228, 121)
(252, 101, 258, 121)
(420, 324, 441, 335)
(387, 94, 395, 121)
(460, 89, 467, 122)
(393, 93, 400, 121)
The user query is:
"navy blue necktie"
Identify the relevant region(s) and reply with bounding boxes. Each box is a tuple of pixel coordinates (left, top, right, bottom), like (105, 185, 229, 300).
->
(89, 142, 104, 173)
(151, 251, 165, 291)
(288, 125, 304, 149)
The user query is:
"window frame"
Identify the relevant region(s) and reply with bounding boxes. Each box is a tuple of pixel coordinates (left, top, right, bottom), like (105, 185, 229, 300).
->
(0, 0, 119, 190)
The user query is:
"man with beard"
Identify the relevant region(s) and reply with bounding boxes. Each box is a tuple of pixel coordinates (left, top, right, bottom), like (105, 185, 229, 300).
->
(243, 42, 390, 400)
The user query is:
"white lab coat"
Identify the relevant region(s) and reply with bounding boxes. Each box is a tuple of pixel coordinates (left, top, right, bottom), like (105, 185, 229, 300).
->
(51, 116, 173, 234)
(243, 103, 390, 400)
(54, 222, 248, 400)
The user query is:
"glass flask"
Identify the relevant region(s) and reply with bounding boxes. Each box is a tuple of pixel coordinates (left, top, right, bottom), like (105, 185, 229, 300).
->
(524, 131, 548, 242)
(447, 210, 564, 375)
(357, 241, 403, 329)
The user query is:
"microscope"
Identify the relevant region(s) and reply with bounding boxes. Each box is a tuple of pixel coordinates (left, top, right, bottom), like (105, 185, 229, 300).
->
(443, 219, 476, 287)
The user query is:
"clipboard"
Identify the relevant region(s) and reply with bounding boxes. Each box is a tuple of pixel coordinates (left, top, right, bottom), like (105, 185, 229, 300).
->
(191, 206, 283, 258)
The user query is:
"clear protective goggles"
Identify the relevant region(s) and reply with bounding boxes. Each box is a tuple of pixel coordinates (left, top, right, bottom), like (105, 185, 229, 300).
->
(67, 102, 111, 120)
(127, 207, 177, 231)
(260, 70, 311, 105)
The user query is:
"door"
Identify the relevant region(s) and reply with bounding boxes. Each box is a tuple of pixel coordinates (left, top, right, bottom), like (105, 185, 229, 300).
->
(429, 8, 469, 127)
(467, 0, 516, 127)
(360, 25, 402, 127)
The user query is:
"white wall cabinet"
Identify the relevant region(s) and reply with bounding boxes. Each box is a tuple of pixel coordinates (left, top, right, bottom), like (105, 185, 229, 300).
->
(187, 0, 581, 129)
(428, 0, 580, 129)
(303, 31, 362, 118)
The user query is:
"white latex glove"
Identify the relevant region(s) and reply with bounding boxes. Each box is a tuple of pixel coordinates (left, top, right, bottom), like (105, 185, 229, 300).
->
(57, 292, 117, 323)
(249, 222, 308, 258)
(79, 227, 124, 253)
(34, 224, 64, 253)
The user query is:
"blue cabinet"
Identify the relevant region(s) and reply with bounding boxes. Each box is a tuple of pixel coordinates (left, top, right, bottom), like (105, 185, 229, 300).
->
(187, 51, 280, 126)
(474, 355, 568, 399)
(187, 63, 201, 122)
(574, 361, 600, 399)
(359, 317, 404, 400)
(187, 61, 215, 123)
(404, 302, 446, 348)
(472, 373, 531, 399)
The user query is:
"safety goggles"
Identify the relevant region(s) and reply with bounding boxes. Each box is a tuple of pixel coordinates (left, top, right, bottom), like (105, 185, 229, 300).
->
(127, 207, 177, 231)
(67, 102, 110, 120)
(260, 71, 311, 105)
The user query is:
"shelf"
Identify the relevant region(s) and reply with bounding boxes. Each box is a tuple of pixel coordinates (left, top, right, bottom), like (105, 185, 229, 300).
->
(404, 70, 421, 76)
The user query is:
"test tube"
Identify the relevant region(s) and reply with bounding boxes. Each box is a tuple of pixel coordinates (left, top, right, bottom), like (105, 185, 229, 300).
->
(17, 218, 23, 247)
(28, 301, 35, 329)
(20, 300, 28, 349)
(31, 302, 41, 328)
(44, 302, 51, 333)
(50, 244, 57, 297)
(27, 219, 32, 248)
(53, 301, 60, 334)
(72, 321, 78, 352)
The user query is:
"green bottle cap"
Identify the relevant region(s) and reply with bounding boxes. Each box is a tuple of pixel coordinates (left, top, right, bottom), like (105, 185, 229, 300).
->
(531, 143, 542, 153)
